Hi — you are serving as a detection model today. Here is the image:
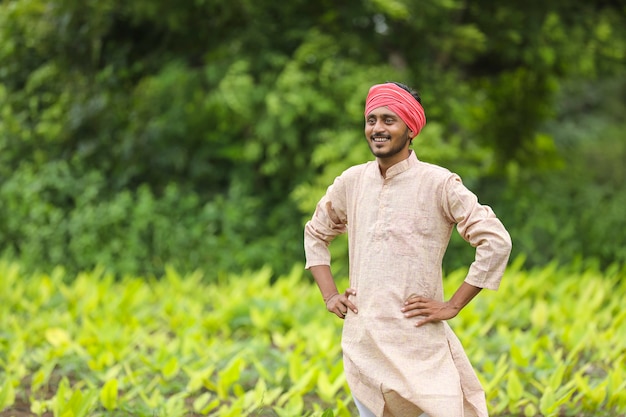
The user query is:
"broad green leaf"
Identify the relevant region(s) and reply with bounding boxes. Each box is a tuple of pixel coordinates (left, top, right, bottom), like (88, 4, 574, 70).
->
(539, 386, 556, 416)
(335, 397, 352, 417)
(251, 378, 282, 407)
(0, 378, 16, 410)
(523, 403, 538, 417)
(44, 328, 71, 347)
(217, 356, 245, 398)
(193, 392, 219, 415)
(482, 354, 509, 393)
(99, 379, 118, 411)
(529, 300, 548, 329)
(53, 378, 71, 415)
(185, 365, 215, 393)
(509, 344, 529, 368)
(30, 398, 49, 415)
(163, 392, 188, 417)
(317, 370, 347, 403)
(31, 361, 57, 393)
(588, 381, 608, 406)
(66, 388, 98, 417)
(140, 389, 163, 410)
(274, 395, 304, 417)
(161, 357, 180, 381)
(506, 370, 524, 403)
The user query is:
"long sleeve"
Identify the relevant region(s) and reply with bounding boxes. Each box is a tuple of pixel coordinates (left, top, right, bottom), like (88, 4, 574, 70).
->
(443, 175, 512, 290)
(304, 176, 349, 269)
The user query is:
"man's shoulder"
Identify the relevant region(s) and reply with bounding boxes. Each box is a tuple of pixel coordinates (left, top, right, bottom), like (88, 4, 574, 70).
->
(415, 159, 455, 180)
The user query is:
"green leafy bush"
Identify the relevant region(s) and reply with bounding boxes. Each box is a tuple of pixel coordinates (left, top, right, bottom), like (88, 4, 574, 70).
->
(483, 78, 626, 270)
(1, 0, 624, 278)
(0, 258, 624, 416)
(0, 160, 291, 277)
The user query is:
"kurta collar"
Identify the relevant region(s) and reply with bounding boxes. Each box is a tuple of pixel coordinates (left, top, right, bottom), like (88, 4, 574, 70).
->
(381, 150, 419, 179)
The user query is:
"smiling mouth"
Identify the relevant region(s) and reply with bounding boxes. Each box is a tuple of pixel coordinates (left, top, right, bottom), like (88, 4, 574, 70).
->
(371, 136, 390, 143)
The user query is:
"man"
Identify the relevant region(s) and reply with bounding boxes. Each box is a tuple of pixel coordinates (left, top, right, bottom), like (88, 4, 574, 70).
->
(303, 82, 512, 417)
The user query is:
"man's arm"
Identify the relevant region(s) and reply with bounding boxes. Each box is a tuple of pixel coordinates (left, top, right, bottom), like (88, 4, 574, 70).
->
(401, 281, 482, 327)
(400, 175, 511, 327)
(309, 265, 358, 319)
(444, 175, 512, 291)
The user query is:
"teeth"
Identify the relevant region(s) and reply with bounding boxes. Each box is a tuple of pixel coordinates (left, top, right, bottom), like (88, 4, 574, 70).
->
(373, 137, 389, 142)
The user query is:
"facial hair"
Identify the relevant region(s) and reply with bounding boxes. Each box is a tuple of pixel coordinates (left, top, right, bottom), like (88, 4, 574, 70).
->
(367, 128, 411, 159)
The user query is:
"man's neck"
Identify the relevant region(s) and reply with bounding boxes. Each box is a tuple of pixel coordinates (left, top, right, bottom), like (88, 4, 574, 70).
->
(377, 149, 411, 178)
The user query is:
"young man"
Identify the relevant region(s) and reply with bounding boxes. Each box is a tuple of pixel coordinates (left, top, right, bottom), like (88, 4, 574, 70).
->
(304, 82, 512, 417)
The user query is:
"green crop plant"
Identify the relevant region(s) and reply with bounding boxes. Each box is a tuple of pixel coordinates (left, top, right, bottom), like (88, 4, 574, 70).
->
(0, 258, 625, 416)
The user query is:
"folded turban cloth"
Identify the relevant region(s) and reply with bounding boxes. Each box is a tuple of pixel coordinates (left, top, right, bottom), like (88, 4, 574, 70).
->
(364, 83, 426, 138)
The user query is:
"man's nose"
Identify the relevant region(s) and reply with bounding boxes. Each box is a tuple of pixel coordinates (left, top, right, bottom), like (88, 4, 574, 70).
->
(373, 119, 386, 133)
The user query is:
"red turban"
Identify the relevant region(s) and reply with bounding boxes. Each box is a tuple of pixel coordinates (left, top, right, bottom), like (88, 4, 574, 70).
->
(364, 83, 426, 138)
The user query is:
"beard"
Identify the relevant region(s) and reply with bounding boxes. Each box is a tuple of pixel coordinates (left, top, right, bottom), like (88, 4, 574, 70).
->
(367, 129, 411, 159)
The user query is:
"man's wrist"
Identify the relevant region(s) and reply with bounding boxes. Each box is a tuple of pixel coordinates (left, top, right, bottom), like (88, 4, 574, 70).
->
(445, 300, 463, 312)
(323, 292, 340, 303)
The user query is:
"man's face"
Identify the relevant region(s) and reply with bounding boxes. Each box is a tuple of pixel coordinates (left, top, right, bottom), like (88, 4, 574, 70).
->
(364, 106, 412, 161)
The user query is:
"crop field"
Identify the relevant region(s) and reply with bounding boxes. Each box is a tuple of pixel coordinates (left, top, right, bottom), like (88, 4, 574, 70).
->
(0, 258, 624, 416)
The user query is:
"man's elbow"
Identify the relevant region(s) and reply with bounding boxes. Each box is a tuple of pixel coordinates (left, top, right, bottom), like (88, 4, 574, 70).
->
(498, 230, 513, 259)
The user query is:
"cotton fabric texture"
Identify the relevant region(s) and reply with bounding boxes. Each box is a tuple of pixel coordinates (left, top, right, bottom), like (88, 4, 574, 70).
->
(365, 83, 426, 137)
(304, 152, 512, 417)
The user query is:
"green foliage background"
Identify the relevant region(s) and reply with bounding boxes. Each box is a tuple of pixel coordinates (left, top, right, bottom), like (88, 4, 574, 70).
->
(0, 260, 625, 416)
(0, 0, 625, 277)
(1, 2, 625, 416)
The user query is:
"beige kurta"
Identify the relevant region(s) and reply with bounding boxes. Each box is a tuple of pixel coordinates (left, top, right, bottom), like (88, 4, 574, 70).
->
(304, 152, 512, 417)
